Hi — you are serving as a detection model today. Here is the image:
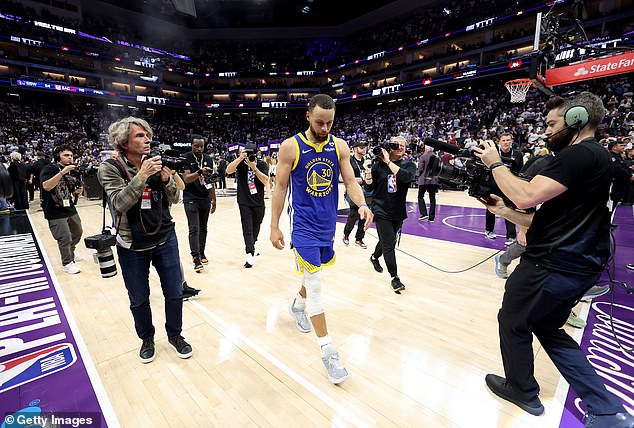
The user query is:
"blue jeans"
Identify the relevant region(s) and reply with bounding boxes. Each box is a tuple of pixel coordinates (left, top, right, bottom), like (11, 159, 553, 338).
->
(117, 233, 184, 340)
(0, 198, 8, 211)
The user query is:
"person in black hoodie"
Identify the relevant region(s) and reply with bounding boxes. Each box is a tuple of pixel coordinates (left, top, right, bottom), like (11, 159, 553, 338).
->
(364, 136, 417, 293)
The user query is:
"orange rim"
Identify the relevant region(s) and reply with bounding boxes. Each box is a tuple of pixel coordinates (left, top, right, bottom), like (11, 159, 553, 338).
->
(504, 78, 534, 88)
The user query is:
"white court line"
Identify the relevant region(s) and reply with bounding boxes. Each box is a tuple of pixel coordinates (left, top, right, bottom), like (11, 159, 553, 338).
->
(148, 268, 369, 428)
(441, 213, 488, 235)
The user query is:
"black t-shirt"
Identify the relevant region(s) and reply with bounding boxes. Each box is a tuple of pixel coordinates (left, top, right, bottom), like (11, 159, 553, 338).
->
(499, 147, 524, 173)
(366, 158, 417, 220)
(235, 159, 268, 206)
(40, 163, 79, 220)
(182, 152, 214, 201)
(524, 138, 612, 274)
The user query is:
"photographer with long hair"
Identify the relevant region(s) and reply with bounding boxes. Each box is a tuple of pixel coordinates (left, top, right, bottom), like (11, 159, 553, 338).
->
(474, 92, 633, 427)
(365, 136, 417, 293)
(98, 117, 193, 364)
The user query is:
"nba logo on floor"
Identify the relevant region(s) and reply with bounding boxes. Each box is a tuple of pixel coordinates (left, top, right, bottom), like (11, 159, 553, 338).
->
(0, 343, 77, 393)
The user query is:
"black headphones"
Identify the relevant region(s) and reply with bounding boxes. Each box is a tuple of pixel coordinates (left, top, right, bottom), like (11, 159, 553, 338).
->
(564, 105, 589, 129)
(52, 146, 63, 163)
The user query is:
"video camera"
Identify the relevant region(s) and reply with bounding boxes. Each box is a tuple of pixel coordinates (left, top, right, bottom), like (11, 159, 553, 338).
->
(423, 137, 523, 209)
(149, 144, 186, 171)
(84, 229, 117, 278)
(244, 142, 258, 162)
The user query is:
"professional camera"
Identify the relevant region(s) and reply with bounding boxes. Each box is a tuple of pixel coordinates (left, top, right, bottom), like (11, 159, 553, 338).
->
(423, 137, 523, 208)
(244, 142, 258, 162)
(202, 171, 219, 184)
(84, 229, 117, 278)
(372, 141, 400, 157)
(149, 145, 186, 171)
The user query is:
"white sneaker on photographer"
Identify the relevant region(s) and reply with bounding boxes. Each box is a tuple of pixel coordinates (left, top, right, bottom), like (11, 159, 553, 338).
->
(62, 262, 80, 274)
(74, 250, 84, 261)
(244, 253, 255, 268)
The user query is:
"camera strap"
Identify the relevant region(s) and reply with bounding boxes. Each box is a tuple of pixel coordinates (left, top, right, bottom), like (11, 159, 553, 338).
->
(104, 158, 129, 236)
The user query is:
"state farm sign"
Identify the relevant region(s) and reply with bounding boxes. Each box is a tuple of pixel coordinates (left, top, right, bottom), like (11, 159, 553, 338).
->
(545, 52, 634, 86)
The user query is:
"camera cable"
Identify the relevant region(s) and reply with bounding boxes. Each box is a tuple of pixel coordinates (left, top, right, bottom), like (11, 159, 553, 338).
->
(362, 229, 505, 274)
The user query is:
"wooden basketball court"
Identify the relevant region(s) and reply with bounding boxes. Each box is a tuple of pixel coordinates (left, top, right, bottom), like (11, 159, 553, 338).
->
(25, 185, 594, 427)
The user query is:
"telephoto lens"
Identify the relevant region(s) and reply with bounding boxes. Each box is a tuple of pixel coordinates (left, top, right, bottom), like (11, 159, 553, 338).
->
(95, 247, 117, 278)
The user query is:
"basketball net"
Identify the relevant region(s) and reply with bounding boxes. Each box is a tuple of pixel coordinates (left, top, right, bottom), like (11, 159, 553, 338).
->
(504, 78, 534, 103)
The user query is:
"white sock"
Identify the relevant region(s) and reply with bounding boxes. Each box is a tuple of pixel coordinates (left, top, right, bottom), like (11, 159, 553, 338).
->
(317, 335, 332, 354)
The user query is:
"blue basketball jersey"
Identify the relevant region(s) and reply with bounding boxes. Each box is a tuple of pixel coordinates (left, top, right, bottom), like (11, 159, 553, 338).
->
(288, 133, 341, 247)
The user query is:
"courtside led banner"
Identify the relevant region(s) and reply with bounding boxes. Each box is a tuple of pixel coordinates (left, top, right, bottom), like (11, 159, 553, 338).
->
(545, 51, 634, 86)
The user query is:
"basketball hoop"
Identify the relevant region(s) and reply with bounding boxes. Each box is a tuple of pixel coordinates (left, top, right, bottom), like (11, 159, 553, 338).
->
(504, 78, 534, 103)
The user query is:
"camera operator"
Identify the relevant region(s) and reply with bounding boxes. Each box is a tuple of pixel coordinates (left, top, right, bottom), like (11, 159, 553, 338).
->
(226, 144, 269, 268)
(40, 145, 84, 274)
(98, 117, 193, 364)
(473, 92, 633, 427)
(182, 134, 216, 273)
(365, 136, 417, 293)
(484, 133, 523, 245)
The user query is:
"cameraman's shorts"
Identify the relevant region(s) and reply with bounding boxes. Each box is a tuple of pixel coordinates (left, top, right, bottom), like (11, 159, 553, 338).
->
(293, 244, 335, 274)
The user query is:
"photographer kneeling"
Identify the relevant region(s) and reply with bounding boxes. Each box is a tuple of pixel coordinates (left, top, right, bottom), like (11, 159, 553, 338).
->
(474, 92, 633, 427)
(98, 117, 193, 364)
(365, 136, 417, 293)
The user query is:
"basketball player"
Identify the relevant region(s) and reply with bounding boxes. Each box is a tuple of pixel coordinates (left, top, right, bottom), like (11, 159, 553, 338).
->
(270, 94, 373, 384)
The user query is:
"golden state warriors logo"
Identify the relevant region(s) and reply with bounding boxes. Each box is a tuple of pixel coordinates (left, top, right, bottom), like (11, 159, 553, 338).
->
(305, 158, 335, 197)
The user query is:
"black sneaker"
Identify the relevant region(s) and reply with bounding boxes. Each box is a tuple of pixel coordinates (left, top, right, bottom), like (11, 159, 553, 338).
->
(370, 255, 383, 273)
(391, 276, 405, 294)
(583, 412, 634, 428)
(168, 335, 193, 359)
(200, 254, 209, 265)
(182, 282, 201, 300)
(139, 338, 155, 363)
(485, 374, 544, 416)
(193, 257, 204, 273)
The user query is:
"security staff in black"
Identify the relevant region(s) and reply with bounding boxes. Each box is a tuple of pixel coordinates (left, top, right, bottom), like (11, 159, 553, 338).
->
(225, 146, 269, 268)
(364, 136, 417, 293)
(182, 134, 216, 273)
